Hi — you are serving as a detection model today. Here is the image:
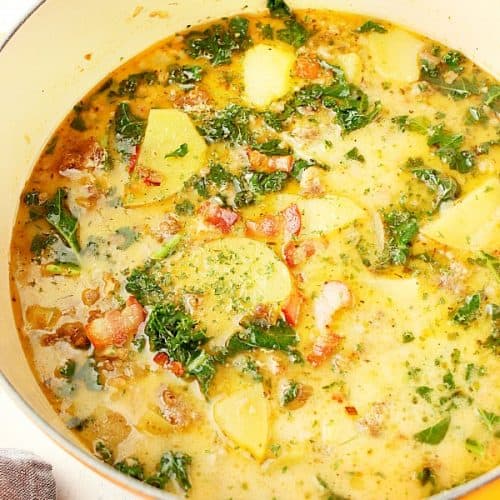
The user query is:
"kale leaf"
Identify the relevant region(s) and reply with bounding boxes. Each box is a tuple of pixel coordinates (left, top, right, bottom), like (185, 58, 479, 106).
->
(281, 380, 299, 406)
(146, 451, 192, 491)
(412, 168, 460, 208)
(125, 261, 166, 306)
(251, 139, 291, 156)
(198, 104, 252, 144)
(117, 71, 157, 98)
(484, 84, 500, 112)
(453, 293, 481, 325)
(145, 303, 216, 393)
(277, 19, 310, 48)
(45, 188, 80, 255)
(382, 210, 419, 265)
(164, 143, 189, 158)
(114, 103, 146, 156)
(185, 17, 251, 66)
(356, 20, 387, 33)
(168, 65, 203, 90)
(267, 0, 292, 18)
(30, 233, 57, 257)
(115, 457, 144, 480)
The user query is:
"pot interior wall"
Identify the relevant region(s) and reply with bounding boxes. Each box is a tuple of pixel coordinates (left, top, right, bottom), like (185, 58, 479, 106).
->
(0, 0, 497, 497)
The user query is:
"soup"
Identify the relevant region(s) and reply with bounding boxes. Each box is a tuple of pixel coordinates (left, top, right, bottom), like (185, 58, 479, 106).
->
(10, 1, 499, 498)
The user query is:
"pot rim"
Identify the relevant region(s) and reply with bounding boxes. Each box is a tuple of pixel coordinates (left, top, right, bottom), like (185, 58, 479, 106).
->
(0, 2, 498, 499)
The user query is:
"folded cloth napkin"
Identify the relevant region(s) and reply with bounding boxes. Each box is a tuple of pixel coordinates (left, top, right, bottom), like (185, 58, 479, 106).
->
(0, 449, 56, 500)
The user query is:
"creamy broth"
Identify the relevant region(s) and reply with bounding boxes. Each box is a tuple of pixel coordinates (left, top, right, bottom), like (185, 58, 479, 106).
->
(10, 2, 500, 498)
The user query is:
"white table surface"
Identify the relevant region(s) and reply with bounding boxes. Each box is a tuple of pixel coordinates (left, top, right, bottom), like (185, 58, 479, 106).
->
(0, 1, 135, 498)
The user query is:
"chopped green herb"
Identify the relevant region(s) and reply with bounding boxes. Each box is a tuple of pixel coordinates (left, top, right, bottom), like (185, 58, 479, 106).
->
(453, 293, 481, 325)
(416, 386, 433, 403)
(115, 457, 144, 480)
(281, 380, 299, 406)
(443, 371, 455, 390)
(277, 19, 310, 48)
(240, 357, 263, 382)
(260, 23, 274, 39)
(267, 0, 292, 18)
(58, 359, 76, 379)
(95, 441, 113, 464)
(477, 408, 500, 432)
(168, 65, 203, 89)
(117, 71, 157, 98)
(165, 143, 189, 158)
(252, 139, 291, 156)
(412, 168, 460, 208)
(345, 147, 365, 162)
(356, 20, 387, 33)
(414, 415, 450, 445)
(465, 438, 484, 456)
(483, 84, 500, 112)
(114, 103, 145, 156)
(382, 210, 419, 265)
(175, 200, 195, 215)
(185, 17, 251, 66)
(442, 50, 464, 73)
(146, 451, 192, 491)
(30, 233, 57, 257)
(198, 104, 251, 144)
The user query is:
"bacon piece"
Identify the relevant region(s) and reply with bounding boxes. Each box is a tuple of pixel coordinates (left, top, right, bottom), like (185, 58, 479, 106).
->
(246, 149, 293, 173)
(307, 331, 343, 367)
(200, 201, 239, 233)
(245, 215, 282, 239)
(282, 290, 303, 327)
(137, 167, 162, 186)
(345, 406, 358, 416)
(283, 240, 316, 267)
(128, 145, 140, 174)
(41, 321, 90, 350)
(85, 296, 145, 349)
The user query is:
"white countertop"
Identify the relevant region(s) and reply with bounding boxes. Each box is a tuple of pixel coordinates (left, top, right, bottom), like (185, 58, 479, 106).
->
(0, 1, 135, 498)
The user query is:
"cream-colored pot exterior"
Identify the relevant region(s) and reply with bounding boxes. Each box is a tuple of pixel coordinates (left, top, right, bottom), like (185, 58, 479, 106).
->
(0, 1, 498, 498)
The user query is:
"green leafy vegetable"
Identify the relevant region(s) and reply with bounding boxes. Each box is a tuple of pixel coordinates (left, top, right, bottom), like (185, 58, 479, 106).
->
(175, 200, 195, 215)
(168, 65, 203, 89)
(356, 20, 387, 33)
(259, 23, 274, 39)
(117, 71, 157, 98)
(252, 139, 291, 156)
(277, 19, 310, 48)
(206, 163, 234, 186)
(420, 58, 480, 99)
(477, 408, 500, 432)
(165, 143, 189, 158)
(412, 168, 460, 208)
(483, 84, 500, 112)
(45, 188, 80, 255)
(95, 441, 113, 464)
(58, 359, 76, 379)
(465, 438, 484, 456)
(185, 17, 251, 66)
(44, 136, 58, 155)
(345, 147, 365, 162)
(267, 0, 292, 18)
(125, 261, 167, 306)
(240, 357, 263, 381)
(114, 102, 146, 156)
(466, 106, 488, 124)
(146, 451, 192, 491)
(416, 386, 433, 403)
(30, 233, 57, 257)
(417, 467, 436, 487)
(145, 303, 216, 393)
(442, 50, 464, 73)
(442, 371, 455, 390)
(115, 226, 138, 250)
(224, 319, 301, 360)
(453, 293, 481, 325)
(281, 380, 299, 406)
(198, 104, 251, 144)
(382, 210, 419, 265)
(115, 457, 144, 480)
(414, 415, 450, 445)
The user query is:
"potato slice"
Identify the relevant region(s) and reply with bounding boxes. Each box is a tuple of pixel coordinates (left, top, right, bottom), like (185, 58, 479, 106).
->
(276, 194, 365, 235)
(367, 28, 424, 83)
(124, 109, 207, 207)
(420, 178, 500, 252)
(335, 53, 362, 85)
(243, 43, 295, 109)
(167, 238, 292, 339)
(213, 384, 269, 461)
